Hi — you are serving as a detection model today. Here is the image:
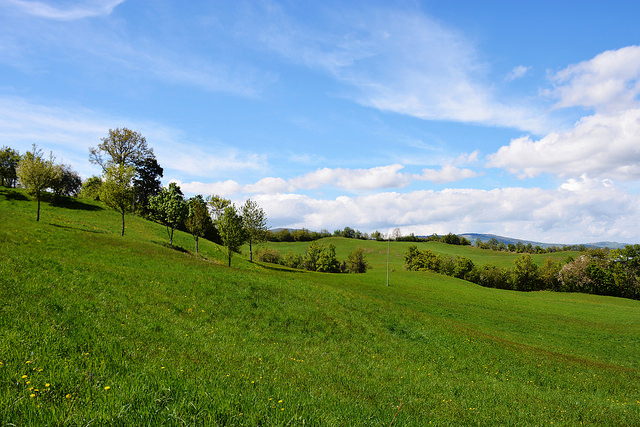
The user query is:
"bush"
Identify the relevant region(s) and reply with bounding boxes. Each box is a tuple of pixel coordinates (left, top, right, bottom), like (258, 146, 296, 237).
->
(346, 247, 369, 273)
(283, 252, 303, 269)
(255, 248, 282, 265)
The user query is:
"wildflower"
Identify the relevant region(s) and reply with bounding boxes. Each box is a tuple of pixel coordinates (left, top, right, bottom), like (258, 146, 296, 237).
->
(21, 375, 27, 379)
(30, 394, 35, 398)
(65, 394, 71, 399)
(45, 384, 50, 387)
(104, 386, 110, 390)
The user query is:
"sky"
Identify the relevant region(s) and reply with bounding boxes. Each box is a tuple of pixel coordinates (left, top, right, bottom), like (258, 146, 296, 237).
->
(2, 0, 640, 244)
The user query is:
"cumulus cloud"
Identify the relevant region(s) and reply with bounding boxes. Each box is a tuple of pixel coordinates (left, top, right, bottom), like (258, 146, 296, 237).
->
(550, 45, 640, 112)
(4, 0, 124, 20)
(486, 108, 640, 180)
(290, 164, 411, 191)
(255, 177, 639, 243)
(415, 165, 478, 184)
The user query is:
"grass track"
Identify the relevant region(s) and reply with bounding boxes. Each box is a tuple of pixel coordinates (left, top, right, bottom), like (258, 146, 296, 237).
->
(1, 187, 639, 425)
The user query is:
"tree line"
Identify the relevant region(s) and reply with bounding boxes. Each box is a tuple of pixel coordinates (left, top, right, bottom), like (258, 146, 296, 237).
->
(254, 243, 369, 274)
(404, 245, 640, 300)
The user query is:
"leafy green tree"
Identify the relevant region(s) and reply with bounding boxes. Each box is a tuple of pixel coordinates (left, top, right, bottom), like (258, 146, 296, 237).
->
(50, 163, 82, 198)
(16, 144, 57, 221)
(150, 182, 187, 245)
(0, 146, 20, 187)
(79, 176, 103, 200)
(540, 258, 561, 290)
(404, 245, 440, 272)
(185, 195, 212, 254)
(512, 254, 540, 291)
(303, 241, 324, 271)
(453, 256, 474, 279)
(90, 128, 153, 170)
(317, 244, 341, 273)
(207, 194, 231, 222)
(101, 163, 135, 236)
(346, 247, 370, 273)
(241, 198, 268, 262)
(217, 204, 246, 267)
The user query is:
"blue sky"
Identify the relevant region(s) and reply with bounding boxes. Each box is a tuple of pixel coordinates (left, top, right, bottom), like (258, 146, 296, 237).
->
(2, 0, 640, 243)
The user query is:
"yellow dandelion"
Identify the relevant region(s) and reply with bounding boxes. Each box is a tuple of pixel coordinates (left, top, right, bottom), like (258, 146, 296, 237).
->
(30, 394, 35, 398)
(278, 400, 283, 403)
(26, 360, 31, 364)
(66, 394, 71, 399)
(104, 386, 111, 390)
(45, 383, 50, 387)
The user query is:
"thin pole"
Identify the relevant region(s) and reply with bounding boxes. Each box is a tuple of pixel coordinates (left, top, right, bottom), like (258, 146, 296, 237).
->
(387, 235, 390, 286)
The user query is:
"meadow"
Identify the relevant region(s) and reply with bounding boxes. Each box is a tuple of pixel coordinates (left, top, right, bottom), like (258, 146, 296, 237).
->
(1, 186, 639, 425)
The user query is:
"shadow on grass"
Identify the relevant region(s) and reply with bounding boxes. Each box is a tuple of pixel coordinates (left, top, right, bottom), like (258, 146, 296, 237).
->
(49, 223, 107, 234)
(254, 262, 307, 273)
(0, 188, 29, 201)
(48, 195, 103, 211)
(154, 240, 189, 253)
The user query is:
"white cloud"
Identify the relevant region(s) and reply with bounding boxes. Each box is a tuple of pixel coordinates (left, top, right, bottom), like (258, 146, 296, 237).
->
(251, 5, 546, 132)
(486, 109, 640, 180)
(170, 179, 243, 198)
(4, 0, 124, 20)
(416, 165, 478, 184)
(551, 45, 640, 112)
(255, 178, 639, 243)
(244, 177, 294, 194)
(290, 164, 411, 191)
(505, 65, 530, 81)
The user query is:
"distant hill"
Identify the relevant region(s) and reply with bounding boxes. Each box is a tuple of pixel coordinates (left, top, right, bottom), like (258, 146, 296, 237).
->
(459, 233, 629, 249)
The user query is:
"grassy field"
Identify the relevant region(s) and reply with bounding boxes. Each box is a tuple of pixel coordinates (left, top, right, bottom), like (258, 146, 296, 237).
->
(1, 186, 639, 425)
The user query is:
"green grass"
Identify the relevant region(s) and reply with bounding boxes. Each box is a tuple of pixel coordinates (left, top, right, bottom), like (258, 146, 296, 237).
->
(1, 186, 639, 425)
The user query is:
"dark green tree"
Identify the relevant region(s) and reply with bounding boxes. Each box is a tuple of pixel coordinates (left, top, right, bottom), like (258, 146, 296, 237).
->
(346, 247, 370, 273)
(133, 154, 163, 215)
(79, 176, 103, 200)
(0, 146, 20, 187)
(50, 164, 82, 198)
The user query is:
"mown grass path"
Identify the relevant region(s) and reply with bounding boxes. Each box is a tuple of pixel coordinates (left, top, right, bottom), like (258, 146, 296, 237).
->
(1, 187, 639, 425)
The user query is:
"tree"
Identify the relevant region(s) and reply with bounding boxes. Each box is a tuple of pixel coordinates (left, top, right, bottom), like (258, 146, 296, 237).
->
(241, 198, 268, 262)
(79, 176, 103, 200)
(101, 163, 135, 236)
(149, 182, 187, 246)
(50, 164, 82, 198)
(217, 204, 246, 267)
(0, 146, 20, 187)
(346, 247, 370, 273)
(207, 194, 231, 222)
(133, 154, 163, 216)
(185, 195, 212, 254)
(303, 241, 324, 271)
(16, 144, 57, 221)
(512, 254, 540, 291)
(90, 128, 152, 170)
(317, 244, 341, 272)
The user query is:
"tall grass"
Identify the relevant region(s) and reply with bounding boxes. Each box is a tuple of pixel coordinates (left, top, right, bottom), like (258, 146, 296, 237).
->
(1, 187, 639, 425)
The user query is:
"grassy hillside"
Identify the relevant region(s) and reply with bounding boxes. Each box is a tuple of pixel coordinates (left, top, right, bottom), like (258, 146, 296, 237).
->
(1, 187, 639, 425)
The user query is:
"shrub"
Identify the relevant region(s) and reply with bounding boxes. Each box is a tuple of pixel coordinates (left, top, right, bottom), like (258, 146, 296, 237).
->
(255, 248, 282, 265)
(346, 247, 370, 273)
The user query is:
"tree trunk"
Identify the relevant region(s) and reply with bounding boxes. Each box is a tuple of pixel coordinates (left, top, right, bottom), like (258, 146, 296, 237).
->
(36, 195, 40, 222)
(170, 227, 174, 245)
(195, 236, 199, 254)
(249, 238, 253, 262)
(228, 249, 232, 267)
(121, 209, 125, 236)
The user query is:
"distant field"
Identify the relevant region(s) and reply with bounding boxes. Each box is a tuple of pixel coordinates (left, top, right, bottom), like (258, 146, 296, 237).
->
(1, 186, 639, 425)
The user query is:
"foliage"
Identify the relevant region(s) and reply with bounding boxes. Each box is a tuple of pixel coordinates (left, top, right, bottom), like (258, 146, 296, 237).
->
(133, 154, 163, 216)
(511, 254, 541, 291)
(16, 144, 57, 221)
(89, 127, 153, 170)
(184, 195, 212, 254)
(241, 198, 268, 262)
(50, 163, 82, 198)
(302, 241, 323, 271)
(100, 163, 135, 236)
(282, 252, 303, 269)
(0, 146, 20, 187)
(255, 247, 283, 264)
(149, 182, 188, 245)
(346, 247, 369, 273)
(317, 243, 341, 273)
(217, 204, 246, 267)
(207, 194, 231, 222)
(79, 176, 103, 200)
(404, 245, 441, 272)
